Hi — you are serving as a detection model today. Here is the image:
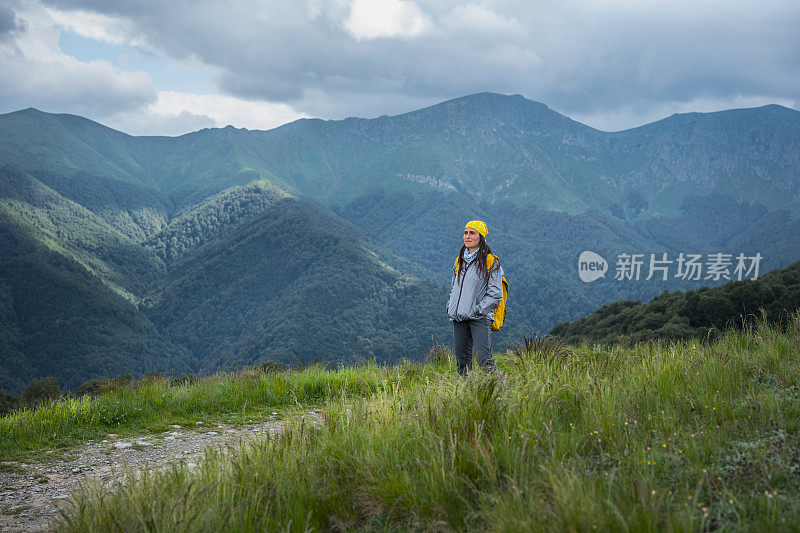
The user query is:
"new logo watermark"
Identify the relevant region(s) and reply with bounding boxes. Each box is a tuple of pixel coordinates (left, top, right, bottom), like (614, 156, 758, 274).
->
(578, 251, 762, 283)
(578, 251, 608, 282)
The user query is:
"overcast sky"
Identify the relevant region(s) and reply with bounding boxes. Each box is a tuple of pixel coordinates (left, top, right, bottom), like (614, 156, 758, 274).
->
(1, 0, 798, 135)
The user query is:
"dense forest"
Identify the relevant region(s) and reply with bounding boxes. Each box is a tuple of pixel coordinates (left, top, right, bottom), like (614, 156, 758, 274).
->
(550, 261, 800, 345)
(146, 190, 448, 370)
(0, 206, 189, 394)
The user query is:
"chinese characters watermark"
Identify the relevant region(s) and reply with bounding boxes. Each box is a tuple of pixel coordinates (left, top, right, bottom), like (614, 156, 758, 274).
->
(578, 251, 762, 283)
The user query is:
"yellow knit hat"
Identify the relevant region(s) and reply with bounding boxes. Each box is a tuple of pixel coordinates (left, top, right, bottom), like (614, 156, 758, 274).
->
(465, 220, 488, 238)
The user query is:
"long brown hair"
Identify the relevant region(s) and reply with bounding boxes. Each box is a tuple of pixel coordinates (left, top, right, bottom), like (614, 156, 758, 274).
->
(456, 234, 500, 283)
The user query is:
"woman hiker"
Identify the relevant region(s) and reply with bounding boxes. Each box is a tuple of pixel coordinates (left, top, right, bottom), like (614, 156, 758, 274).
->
(447, 220, 504, 376)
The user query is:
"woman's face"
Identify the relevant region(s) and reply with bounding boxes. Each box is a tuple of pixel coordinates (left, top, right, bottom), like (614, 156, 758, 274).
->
(463, 228, 481, 250)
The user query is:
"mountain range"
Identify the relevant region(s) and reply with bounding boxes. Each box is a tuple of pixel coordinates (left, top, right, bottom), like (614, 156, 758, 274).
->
(1, 92, 799, 394)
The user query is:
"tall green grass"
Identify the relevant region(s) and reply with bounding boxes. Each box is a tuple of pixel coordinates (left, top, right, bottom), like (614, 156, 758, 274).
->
(48, 310, 800, 530)
(0, 364, 417, 461)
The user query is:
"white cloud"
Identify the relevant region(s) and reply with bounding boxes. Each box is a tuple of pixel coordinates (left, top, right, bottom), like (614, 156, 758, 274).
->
(104, 107, 214, 137)
(33, 89, 309, 137)
(344, 0, 432, 40)
(443, 3, 521, 35)
(45, 7, 143, 46)
(146, 91, 308, 131)
(0, 3, 156, 117)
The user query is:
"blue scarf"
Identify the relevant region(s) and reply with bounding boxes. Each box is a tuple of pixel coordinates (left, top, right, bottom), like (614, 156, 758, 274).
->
(462, 248, 479, 264)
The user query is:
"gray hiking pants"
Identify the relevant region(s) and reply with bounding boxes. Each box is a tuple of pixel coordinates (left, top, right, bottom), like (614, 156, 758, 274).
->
(453, 317, 498, 375)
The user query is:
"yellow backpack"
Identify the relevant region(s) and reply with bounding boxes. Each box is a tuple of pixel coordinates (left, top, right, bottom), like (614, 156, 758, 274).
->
(454, 253, 508, 331)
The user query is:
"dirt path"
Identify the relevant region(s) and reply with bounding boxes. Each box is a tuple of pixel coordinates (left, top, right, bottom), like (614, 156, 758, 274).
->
(0, 411, 318, 532)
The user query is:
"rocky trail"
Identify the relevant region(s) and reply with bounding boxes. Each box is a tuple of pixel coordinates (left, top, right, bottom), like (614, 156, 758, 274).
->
(0, 411, 318, 532)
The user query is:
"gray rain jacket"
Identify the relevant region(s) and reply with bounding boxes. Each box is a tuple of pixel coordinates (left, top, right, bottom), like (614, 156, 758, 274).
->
(447, 254, 504, 322)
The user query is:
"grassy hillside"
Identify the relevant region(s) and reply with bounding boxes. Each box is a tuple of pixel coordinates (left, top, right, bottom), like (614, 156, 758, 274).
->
(0, 109, 150, 187)
(1, 312, 794, 530)
(550, 260, 800, 345)
(0, 364, 384, 461)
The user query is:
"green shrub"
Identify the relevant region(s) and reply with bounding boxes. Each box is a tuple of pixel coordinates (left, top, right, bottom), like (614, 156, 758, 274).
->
(258, 360, 290, 373)
(169, 374, 198, 386)
(97, 372, 134, 394)
(75, 379, 105, 397)
(17, 377, 60, 408)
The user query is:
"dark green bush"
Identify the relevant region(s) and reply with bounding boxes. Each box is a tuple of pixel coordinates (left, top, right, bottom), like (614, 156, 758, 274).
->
(17, 377, 61, 408)
(259, 360, 290, 373)
(0, 379, 16, 416)
(75, 379, 105, 397)
(170, 375, 198, 386)
(98, 373, 134, 394)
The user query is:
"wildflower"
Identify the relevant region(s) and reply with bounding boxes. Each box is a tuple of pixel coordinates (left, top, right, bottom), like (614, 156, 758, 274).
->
(651, 490, 656, 495)
(728, 499, 733, 504)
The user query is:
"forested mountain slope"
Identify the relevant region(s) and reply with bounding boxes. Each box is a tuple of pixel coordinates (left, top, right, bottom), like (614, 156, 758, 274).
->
(550, 260, 800, 345)
(144, 183, 447, 370)
(0, 209, 189, 394)
(1, 93, 799, 393)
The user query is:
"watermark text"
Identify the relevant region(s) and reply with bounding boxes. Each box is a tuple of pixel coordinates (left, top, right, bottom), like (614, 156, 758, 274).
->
(578, 251, 762, 283)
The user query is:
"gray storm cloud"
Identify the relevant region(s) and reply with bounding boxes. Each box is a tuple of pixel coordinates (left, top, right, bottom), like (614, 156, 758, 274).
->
(0, 4, 22, 38)
(9, 0, 800, 129)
